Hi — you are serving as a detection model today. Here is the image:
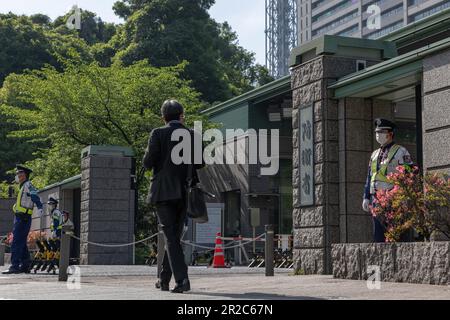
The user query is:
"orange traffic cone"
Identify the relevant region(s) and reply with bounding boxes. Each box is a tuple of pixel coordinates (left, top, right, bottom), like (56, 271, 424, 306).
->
(211, 232, 227, 268)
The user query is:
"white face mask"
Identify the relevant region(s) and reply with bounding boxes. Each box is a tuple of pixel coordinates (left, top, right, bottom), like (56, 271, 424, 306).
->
(376, 133, 390, 146)
(14, 175, 20, 184)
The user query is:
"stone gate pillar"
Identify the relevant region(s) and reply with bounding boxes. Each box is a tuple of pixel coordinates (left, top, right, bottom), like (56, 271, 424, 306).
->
(290, 35, 397, 274)
(80, 145, 135, 265)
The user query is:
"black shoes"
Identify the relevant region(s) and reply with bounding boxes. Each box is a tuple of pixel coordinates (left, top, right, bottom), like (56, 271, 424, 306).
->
(155, 280, 170, 291)
(2, 268, 21, 275)
(20, 266, 31, 274)
(171, 279, 191, 293)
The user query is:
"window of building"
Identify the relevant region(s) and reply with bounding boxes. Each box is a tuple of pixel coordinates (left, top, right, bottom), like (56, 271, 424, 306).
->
(408, 0, 426, 7)
(337, 24, 360, 37)
(363, 0, 391, 12)
(312, 0, 329, 11)
(411, 2, 450, 22)
(366, 20, 404, 39)
(312, 9, 359, 37)
(312, 0, 354, 24)
(382, 4, 404, 18)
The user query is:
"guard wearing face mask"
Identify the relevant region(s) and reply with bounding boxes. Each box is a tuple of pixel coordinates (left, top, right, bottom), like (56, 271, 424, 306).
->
(48, 197, 63, 239)
(2, 165, 43, 274)
(362, 119, 413, 243)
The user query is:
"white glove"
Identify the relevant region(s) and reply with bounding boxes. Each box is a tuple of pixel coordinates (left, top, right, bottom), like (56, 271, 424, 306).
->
(37, 208, 44, 217)
(362, 199, 371, 213)
(51, 231, 57, 239)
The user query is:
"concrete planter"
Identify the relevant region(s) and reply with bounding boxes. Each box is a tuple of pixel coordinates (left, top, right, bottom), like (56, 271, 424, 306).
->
(332, 242, 450, 286)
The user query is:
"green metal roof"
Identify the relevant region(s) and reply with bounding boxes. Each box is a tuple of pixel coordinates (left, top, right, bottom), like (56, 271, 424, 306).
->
(289, 34, 397, 67)
(380, 7, 450, 50)
(202, 75, 291, 116)
(39, 174, 81, 193)
(329, 36, 450, 98)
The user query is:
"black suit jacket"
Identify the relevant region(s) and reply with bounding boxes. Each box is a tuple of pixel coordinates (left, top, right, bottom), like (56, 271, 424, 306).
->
(143, 121, 203, 205)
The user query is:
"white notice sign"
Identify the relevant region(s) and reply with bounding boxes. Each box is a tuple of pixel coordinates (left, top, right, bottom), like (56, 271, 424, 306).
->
(195, 205, 222, 244)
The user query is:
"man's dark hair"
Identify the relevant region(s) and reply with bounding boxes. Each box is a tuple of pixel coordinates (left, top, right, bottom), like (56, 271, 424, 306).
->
(161, 99, 184, 122)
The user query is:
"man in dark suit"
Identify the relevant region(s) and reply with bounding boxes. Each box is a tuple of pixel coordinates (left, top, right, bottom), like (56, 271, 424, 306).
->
(143, 99, 200, 293)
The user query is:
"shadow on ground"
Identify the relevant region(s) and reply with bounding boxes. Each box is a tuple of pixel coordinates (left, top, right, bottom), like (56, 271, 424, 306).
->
(189, 291, 326, 300)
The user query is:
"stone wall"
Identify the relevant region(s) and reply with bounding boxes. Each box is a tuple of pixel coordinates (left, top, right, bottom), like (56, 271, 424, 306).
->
(332, 242, 450, 285)
(0, 199, 15, 237)
(292, 56, 376, 274)
(80, 153, 135, 265)
(423, 48, 450, 175)
(338, 98, 395, 243)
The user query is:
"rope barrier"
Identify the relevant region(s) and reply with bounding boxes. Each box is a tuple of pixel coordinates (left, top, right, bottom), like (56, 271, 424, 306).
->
(181, 233, 266, 250)
(67, 232, 158, 248)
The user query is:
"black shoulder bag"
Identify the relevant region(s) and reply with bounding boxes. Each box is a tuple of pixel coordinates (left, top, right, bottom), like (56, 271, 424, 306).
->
(186, 164, 210, 224)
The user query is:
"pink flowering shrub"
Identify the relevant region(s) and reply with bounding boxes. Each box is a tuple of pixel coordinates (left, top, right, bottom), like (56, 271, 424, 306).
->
(371, 166, 450, 242)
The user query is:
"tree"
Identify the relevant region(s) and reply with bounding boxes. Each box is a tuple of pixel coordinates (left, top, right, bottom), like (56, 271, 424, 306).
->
(52, 9, 117, 46)
(0, 14, 93, 181)
(0, 14, 54, 85)
(110, 0, 272, 103)
(0, 59, 207, 246)
(0, 60, 205, 187)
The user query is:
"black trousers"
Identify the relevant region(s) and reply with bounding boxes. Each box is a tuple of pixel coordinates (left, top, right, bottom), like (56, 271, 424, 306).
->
(156, 199, 188, 283)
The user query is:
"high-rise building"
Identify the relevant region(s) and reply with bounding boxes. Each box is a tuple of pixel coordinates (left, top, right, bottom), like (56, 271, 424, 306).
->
(298, 0, 450, 45)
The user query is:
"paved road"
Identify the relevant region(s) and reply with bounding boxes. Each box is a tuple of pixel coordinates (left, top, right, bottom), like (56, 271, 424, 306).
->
(0, 266, 449, 300)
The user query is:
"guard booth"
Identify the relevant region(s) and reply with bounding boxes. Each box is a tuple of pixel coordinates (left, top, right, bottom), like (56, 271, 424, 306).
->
(36, 176, 82, 263)
(290, 9, 450, 275)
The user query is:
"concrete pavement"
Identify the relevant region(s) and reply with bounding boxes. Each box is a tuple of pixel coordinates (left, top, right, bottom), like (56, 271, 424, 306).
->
(0, 266, 449, 300)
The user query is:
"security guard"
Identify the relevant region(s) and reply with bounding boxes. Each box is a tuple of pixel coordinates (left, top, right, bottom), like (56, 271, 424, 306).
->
(48, 197, 63, 239)
(362, 119, 413, 242)
(2, 165, 43, 274)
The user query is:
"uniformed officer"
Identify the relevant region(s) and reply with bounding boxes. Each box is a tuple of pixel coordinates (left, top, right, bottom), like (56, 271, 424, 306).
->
(2, 165, 43, 274)
(362, 119, 413, 243)
(48, 197, 63, 239)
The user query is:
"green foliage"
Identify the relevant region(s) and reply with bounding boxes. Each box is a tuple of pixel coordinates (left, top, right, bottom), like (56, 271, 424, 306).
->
(0, 14, 54, 85)
(0, 181, 13, 198)
(52, 9, 117, 46)
(111, 0, 272, 103)
(0, 13, 94, 181)
(0, 60, 206, 187)
(0, 3, 273, 180)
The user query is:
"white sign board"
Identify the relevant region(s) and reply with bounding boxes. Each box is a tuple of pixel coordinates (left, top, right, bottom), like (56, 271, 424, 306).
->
(195, 204, 223, 244)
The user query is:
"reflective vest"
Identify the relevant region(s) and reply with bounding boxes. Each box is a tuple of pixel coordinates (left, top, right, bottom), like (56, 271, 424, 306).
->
(13, 181, 34, 215)
(370, 144, 401, 194)
(51, 209, 63, 231)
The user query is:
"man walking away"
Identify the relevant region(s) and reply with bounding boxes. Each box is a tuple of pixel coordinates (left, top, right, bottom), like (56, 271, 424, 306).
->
(143, 99, 202, 293)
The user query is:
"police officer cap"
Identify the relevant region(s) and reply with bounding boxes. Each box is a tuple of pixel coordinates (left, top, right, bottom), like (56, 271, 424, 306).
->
(374, 118, 397, 132)
(15, 164, 33, 175)
(47, 197, 58, 205)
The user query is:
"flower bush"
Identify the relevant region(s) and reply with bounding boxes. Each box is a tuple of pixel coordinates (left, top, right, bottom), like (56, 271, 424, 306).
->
(371, 166, 450, 242)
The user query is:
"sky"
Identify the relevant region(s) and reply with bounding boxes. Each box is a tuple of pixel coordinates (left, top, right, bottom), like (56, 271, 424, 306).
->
(0, 0, 266, 65)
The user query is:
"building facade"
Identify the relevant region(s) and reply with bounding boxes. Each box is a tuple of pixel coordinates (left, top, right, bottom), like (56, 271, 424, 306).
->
(202, 8, 450, 270)
(298, 0, 450, 44)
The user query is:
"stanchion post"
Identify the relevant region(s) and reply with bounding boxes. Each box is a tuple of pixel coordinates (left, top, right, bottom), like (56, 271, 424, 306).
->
(58, 225, 72, 282)
(265, 225, 274, 277)
(0, 243, 5, 266)
(157, 224, 165, 278)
